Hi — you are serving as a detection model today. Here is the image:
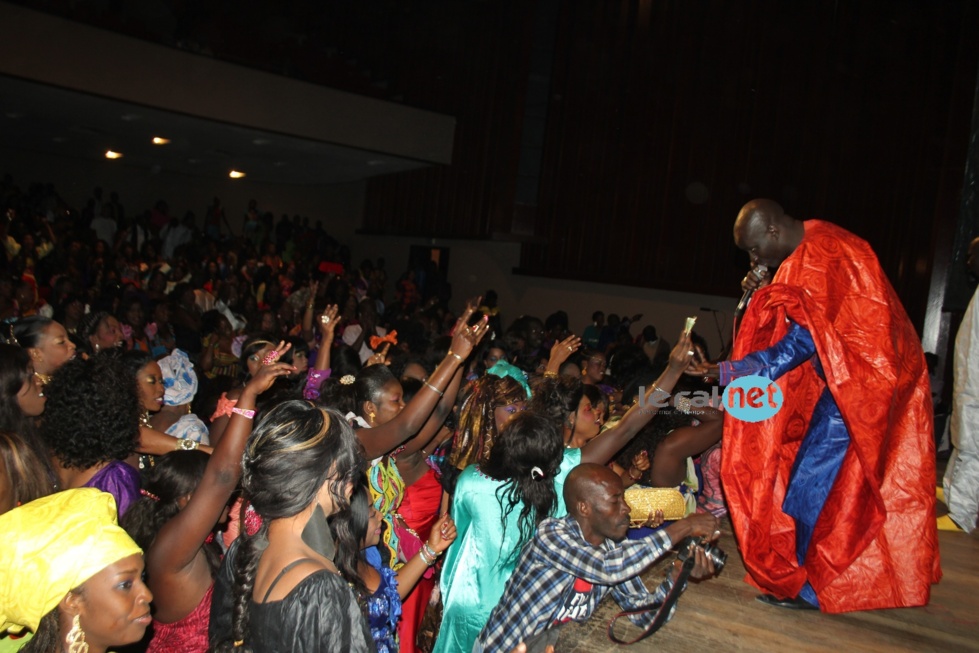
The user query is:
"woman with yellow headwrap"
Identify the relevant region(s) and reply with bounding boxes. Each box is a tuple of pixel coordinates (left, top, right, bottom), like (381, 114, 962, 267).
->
(0, 489, 152, 653)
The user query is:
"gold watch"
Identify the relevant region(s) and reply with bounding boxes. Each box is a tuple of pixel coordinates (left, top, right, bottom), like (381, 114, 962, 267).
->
(176, 438, 199, 451)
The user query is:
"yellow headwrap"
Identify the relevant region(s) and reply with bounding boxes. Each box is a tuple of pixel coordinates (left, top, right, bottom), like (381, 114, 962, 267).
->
(0, 489, 143, 633)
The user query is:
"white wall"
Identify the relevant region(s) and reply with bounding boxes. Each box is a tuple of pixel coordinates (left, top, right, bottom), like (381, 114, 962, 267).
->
(346, 233, 736, 356)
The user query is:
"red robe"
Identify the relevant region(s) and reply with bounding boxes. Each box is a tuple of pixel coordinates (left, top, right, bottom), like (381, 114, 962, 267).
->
(723, 220, 941, 612)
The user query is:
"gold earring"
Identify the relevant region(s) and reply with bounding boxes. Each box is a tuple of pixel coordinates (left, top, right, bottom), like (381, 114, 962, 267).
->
(66, 614, 88, 653)
(368, 412, 376, 423)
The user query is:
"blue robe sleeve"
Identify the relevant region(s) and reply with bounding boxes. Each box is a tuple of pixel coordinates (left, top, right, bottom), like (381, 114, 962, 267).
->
(719, 321, 817, 385)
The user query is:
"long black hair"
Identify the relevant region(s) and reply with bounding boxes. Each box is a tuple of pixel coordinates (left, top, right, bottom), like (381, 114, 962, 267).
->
(328, 478, 372, 599)
(120, 450, 222, 575)
(0, 344, 34, 436)
(530, 375, 584, 440)
(481, 411, 563, 567)
(212, 402, 366, 652)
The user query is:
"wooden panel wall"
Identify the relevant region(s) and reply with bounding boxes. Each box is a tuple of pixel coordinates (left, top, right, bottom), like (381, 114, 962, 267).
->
(361, 0, 537, 239)
(521, 0, 979, 331)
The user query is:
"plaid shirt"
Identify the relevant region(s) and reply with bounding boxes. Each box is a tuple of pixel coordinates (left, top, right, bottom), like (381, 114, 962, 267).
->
(477, 515, 679, 652)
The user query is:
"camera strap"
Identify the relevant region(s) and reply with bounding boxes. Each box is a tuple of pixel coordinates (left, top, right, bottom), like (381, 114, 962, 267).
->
(605, 552, 695, 645)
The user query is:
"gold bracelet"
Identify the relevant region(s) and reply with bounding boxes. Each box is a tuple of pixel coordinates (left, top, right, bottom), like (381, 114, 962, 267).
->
(447, 350, 464, 362)
(543, 371, 558, 379)
(651, 384, 669, 396)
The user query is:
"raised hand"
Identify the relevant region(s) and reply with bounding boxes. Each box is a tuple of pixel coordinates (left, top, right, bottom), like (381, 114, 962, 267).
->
(448, 313, 491, 361)
(245, 341, 296, 395)
(548, 334, 582, 367)
(317, 304, 340, 339)
(367, 342, 391, 367)
(667, 331, 697, 373)
(427, 513, 458, 554)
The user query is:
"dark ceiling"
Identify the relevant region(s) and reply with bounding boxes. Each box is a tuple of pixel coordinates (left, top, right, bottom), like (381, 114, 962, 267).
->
(0, 74, 430, 186)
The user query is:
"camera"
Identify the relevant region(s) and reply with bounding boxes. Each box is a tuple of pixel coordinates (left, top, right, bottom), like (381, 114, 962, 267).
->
(676, 536, 727, 574)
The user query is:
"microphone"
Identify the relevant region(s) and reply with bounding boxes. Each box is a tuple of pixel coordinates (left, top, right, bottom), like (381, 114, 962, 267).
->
(734, 265, 769, 320)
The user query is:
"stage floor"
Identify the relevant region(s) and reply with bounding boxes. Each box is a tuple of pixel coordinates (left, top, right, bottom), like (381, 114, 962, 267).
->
(556, 512, 979, 653)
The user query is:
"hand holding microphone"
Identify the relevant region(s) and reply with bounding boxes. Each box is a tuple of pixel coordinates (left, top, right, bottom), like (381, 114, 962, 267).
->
(735, 265, 769, 320)
(740, 265, 770, 293)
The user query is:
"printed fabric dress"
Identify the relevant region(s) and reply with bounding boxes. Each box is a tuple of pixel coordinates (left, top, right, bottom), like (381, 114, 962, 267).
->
(364, 546, 401, 653)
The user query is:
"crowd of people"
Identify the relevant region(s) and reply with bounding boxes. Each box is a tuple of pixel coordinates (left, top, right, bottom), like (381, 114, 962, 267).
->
(0, 178, 949, 653)
(0, 176, 726, 653)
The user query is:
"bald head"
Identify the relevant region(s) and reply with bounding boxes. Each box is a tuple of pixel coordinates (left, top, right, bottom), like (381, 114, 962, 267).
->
(564, 463, 621, 517)
(732, 199, 803, 268)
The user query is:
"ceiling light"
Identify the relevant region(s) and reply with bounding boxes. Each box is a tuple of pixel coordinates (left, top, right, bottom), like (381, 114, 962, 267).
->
(152, 137, 170, 145)
(229, 170, 246, 179)
(105, 150, 123, 159)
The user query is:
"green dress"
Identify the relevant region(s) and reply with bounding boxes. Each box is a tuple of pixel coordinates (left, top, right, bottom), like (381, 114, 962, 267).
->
(433, 447, 581, 653)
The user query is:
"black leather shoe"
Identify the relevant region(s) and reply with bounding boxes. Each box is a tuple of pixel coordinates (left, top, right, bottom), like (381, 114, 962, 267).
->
(756, 594, 818, 610)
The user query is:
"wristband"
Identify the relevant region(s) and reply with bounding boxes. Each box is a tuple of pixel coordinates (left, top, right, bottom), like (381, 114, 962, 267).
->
(232, 407, 256, 420)
(176, 438, 200, 451)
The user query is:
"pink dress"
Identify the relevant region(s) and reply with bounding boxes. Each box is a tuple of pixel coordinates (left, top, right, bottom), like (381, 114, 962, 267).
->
(147, 584, 214, 653)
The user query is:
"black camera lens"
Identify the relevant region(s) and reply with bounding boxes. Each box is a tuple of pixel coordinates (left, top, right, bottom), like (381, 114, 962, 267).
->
(676, 536, 726, 575)
(702, 542, 727, 574)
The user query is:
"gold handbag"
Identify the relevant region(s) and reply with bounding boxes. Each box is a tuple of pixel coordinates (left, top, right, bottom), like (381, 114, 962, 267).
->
(625, 487, 688, 524)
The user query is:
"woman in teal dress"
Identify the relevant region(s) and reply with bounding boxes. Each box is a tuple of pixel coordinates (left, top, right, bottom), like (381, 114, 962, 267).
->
(435, 331, 696, 653)
(434, 412, 567, 653)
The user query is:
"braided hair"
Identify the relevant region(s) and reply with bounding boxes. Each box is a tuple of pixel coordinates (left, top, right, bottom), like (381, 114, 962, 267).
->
(449, 374, 526, 471)
(212, 401, 366, 652)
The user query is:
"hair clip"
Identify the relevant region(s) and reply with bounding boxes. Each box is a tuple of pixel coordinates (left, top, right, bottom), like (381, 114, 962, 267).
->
(531, 466, 545, 481)
(340, 374, 355, 385)
(140, 488, 160, 502)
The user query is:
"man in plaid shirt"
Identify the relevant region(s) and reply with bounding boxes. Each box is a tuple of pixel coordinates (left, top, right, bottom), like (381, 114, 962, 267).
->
(477, 464, 720, 653)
